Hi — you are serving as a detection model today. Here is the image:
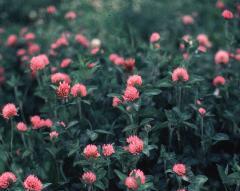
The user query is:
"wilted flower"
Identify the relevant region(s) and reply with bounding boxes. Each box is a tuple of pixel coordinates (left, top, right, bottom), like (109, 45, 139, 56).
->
(23, 175, 43, 191)
(56, 81, 70, 98)
(82, 171, 96, 184)
(124, 58, 135, 71)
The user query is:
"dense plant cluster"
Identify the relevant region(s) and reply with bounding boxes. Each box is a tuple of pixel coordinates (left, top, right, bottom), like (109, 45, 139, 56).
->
(0, 0, 240, 190)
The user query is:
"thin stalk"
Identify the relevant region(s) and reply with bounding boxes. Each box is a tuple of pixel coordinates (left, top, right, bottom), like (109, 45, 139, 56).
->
(77, 97, 82, 122)
(10, 119, 14, 155)
(200, 117, 205, 153)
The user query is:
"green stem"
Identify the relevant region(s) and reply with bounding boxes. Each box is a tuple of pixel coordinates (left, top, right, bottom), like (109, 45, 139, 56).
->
(77, 97, 82, 122)
(10, 119, 14, 155)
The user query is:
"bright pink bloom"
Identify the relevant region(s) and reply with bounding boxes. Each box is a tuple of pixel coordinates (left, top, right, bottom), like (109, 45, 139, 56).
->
(123, 86, 140, 102)
(51, 35, 69, 49)
(30, 54, 49, 72)
(124, 176, 138, 190)
(126, 135, 144, 154)
(102, 144, 115, 156)
(16, 122, 28, 132)
(51, 73, 71, 84)
(0, 172, 17, 189)
(214, 50, 229, 64)
(75, 34, 89, 48)
(127, 75, 142, 87)
(6, 35, 17, 46)
(177, 189, 187, 191)
(47, 6, 57, 14)
(222, 9, 234, 20)
(213, 76, 226, 86)
(182, 15, 194, 25)
(60, 58, 72, 68)
(65, 11, 77, 20)
(2, 103, 17, 119)
(150, 32, 160, 43)
(112, 97, 122, 107)
(198, 108, 206, 116)
(124, 58, 135, 71)
(83, 144, 100, 158)
(82, 171, 96, 184)
(198, 45, 207, 53)
(50, 131, 59, 139)
(23, 175, 43, 191)
(56, 82, 70, 99)
(172, 163, 186, 176)
(71, 83, 87, 97)
(43, 119, 53, 128)
(87, 62, 96, 68)
(172, 67, 189, 82)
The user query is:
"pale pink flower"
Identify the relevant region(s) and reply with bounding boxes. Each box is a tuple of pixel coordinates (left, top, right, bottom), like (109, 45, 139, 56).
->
(75, 34, 89, 48)
(60, 58, 72, 68)
(84, 144, 100, 158)
(82, 171, 96, 184)
(65, 11, 77, 20)
(172, 67, 189, 82)
(102, 144, 115, 156)
(23, 175, 43, 191)
(215, 50, 229, 64)
(112, 97, 122, 107)
(0, 172, 17, 189)
(198, 108, 206, 116)
(126, 135, 144, 154)
(51, 73, 71, 84)
(213, 76, 226, 86)
(150, 32, 160, 43)
(71, 83, 87, 97)
(6, 35, 17, 46)
(50, 131, 59, 139)
(124, 177, 138, 190)
(16, 122, 28, 132)
(2, 103, 17, 119)
(127, 75, 142, 87)
(182, 15, 194, 25)
(123, 86, 140, 102)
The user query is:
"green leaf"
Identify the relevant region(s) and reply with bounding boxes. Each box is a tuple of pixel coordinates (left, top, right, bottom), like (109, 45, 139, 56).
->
(94, 129, 114, 135)
(87, 129, 98, 141)
(188, 175, 208, 191)
(212, 133, 229, 142)
(94, 181, 106, 190)
(144, 89, 162, 96)
(140, 118, 154, 126)
(66, 121, 79, 129)
(114, 170, 127, 181)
